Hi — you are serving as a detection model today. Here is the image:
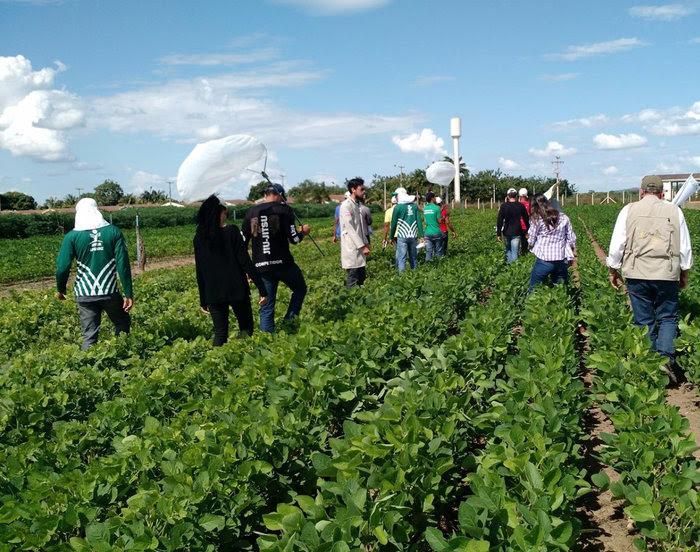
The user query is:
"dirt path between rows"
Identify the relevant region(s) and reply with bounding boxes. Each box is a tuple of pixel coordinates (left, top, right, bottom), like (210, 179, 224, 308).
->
(572, 262, 637, 552)
(580, 221, 700, 462)
(0, 255, 195, 296)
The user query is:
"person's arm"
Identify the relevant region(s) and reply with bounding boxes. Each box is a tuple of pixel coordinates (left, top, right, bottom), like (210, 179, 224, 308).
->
(566, 219, 577, 253)
(55, 233, 74, 297)
(285, 207, 305, 244)
(496, 204, 505, 237)
(528, 220, 540, 248)
(193, 238, 207, 309)
(333, 216, 339, 241)
(606, 205, 629, 270)
(389, 205, 400, 240)
(230, 227, 268, 298)
(445, 210, 457, 235)
(340, 203, 366, 250)
(113, 229, 133, 299)
(241, 211, 252, 246)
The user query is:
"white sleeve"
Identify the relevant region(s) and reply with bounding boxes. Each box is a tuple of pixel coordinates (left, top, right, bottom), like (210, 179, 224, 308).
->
(678, 208, 693, 270)
(606, 205, 629, 269)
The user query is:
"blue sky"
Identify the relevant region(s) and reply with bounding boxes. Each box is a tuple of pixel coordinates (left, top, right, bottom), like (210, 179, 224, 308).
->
(1, 0, 699, 201)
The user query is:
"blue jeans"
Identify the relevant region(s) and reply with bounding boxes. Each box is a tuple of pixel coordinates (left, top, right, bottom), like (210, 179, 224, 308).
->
(396, 237, 418, 272)
(529, 258, 569, 292)
(425, 234, 444, 261)
(504, 235, 521, 264)
(259, 263, 307, 333)
(626, 279, 679, 359)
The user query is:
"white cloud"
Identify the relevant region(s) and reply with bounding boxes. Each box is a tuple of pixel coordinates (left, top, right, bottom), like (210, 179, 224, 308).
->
(593, 133, 648, 149)
(129, 170, 169, 194)
(412, 75, 456, 87)
(498, 157, 519, 170)
(158, 49, 278, 66)
(272, 0, 390, 15)
(620, 108, 664, 124)
(691, 37, 700, 44)
(603, 165, 619, 175)
(547, 38, 646, 61)
(392, 128, 446, 158)
(529, 141, 576, 157)
(648, 101, 700, 136)
(540, 73, 580, 82)
(688, 156, 700, 167)
(0, 55, 84, 161)
(552, 113, 609, 130)
(629, 4, 694, 20)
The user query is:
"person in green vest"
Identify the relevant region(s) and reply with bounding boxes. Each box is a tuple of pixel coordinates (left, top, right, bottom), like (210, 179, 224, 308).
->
(423, 192, 444, 261)
(56, 197, 133, 350)
(389, 187, 424, 272)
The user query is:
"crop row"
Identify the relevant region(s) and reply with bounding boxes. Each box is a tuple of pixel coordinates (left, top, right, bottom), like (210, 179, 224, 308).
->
(574, 216, 700, 551)
(0, 213, 501, 550)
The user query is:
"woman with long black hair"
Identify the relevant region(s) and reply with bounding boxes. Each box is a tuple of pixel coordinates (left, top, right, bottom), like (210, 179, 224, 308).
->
(194, 195, 268, 345)
(527, 194, 577, 292)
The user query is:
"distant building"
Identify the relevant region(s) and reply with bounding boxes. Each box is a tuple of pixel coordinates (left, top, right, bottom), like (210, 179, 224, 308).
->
(652, 173, 700, 201)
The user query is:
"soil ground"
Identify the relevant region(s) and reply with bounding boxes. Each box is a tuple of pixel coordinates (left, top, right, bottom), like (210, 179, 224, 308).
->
(0, 255, 195, 297)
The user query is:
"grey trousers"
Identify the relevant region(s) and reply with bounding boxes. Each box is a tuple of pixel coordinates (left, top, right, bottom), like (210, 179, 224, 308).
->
(346, 266, 367, 288)
(77, 295, 131, 350)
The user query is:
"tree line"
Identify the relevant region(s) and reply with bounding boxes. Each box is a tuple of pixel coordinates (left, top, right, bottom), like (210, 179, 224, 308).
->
(1, 165, 578, 211)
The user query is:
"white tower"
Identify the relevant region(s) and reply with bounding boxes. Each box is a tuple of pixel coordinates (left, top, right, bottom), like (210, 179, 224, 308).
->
(450, 117, 461, 205)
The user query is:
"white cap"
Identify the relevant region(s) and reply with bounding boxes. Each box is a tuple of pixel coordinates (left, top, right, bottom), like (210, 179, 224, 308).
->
(394, 187, 407, 196)
(435, 196, 443, 204)
(518, 188, 528, 197)
(507, 187, 517, 195)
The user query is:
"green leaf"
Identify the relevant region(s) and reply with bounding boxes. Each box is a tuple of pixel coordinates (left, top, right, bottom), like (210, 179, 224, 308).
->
(200, 514, 225, 532)
(424, 527, 448, 551)
(373, 525, 389, 545)
(591, 471, 610, 490)
(625, 503, 655, 523)
(524, 462, 543, 492)
(69, 538, 90, 552)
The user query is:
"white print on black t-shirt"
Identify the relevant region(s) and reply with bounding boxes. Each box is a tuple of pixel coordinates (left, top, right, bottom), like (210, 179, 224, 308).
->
(261, 215, 271, 255)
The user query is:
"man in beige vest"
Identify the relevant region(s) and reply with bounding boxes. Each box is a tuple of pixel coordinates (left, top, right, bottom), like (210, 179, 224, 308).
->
(607, 175, 693, 380)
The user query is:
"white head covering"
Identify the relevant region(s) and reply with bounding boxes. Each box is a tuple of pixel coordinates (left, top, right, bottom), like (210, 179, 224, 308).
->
(74, 198, 109, 231)
(518, 188, 528, 197)
(397, 191, 416, 204)
(435, 196, 443, 204)
(394, 187, 407, 196)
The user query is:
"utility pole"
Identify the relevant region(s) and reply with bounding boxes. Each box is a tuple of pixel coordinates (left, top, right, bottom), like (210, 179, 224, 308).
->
(450, 117, 461, 205)
(76, 187, 83, 200)
(166, 180, 174, 204)
(552, 156, 564, 202)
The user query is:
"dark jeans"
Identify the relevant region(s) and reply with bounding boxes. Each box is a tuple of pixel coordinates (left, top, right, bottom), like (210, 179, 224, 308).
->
(529, 258, 569, 292)
(425, 234, 444, 261)
(441, 231, 449, 255)
(208, 300, 254, 346)
(77, 295, 130, 350)
(626, 279, 679, 360)
(260, 263, 307, 333)
(346, 266, 366, 288)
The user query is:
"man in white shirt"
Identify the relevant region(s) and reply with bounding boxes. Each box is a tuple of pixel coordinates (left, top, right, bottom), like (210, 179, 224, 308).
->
(607, 175, 692, 380)
(340, 178, 370, 288)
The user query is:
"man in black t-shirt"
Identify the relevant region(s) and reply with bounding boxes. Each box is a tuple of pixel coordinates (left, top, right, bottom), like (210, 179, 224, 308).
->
(496, 187, 529, 264)
(242, 183, 311, 332)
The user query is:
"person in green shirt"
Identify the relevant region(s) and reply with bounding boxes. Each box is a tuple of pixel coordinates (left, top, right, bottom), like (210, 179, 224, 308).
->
(56, 198, 134, 350)
(389, 187, 424, 272)
(423, 192, 444, 261)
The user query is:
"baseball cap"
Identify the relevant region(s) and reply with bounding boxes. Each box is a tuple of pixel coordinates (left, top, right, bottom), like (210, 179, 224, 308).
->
(425, 191, 436, 202)
(264, 182, 286, 199)
(394, 187, 407, 196)
(435, 196, 443, 204)
(641, 175, 663, 193)
(518, 188, 528, 197)
(507, 187, 517, 195)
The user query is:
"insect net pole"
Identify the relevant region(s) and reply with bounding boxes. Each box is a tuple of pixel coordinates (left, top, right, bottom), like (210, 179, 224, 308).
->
(450, 117, 461, 205)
